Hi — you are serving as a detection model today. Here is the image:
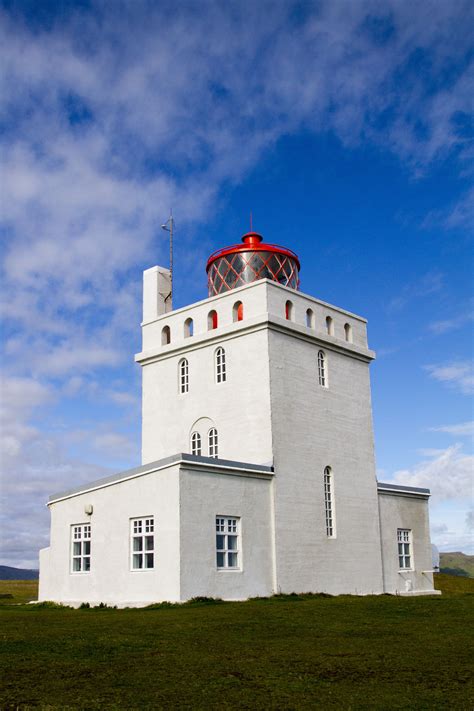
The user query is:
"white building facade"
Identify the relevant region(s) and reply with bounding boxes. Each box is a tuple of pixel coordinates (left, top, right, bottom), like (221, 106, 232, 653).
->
(39, 232, 438, 605)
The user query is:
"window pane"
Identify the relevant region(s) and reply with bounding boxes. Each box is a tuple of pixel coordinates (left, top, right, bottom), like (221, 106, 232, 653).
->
(227, 535, 238, 550)
(133, 553, 143, 569)
(145, 553, 154, 568)
(83, 541, 91, 555)
(73, 558, 81, 572)
(83, 557, 90, 572)
(216, 534, 225, 550)
(145, 536, 154, 551)
(216, 552, 225, 568)
(228, 552, 238, 568)
(405, 557, 411, 568)
(73, 541, 81, 556)
(133, 537, 143, 551)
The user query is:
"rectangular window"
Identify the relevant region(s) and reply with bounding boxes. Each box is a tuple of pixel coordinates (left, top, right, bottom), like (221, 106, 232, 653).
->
(71, 523, 91, 573)
(179, 359, 189, 394)
(215, 348, 226, 384)
(397, 529, 412, 569)
(324, 467, 335, 537)
(216, 516, 240, 569)
(131, 517, 155, 570)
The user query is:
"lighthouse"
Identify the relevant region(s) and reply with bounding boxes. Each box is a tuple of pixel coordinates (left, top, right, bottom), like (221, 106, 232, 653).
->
(39, 227, 438, 606)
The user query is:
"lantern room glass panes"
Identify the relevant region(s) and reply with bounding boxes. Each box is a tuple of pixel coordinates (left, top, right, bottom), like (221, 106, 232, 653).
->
(208, 250, 299, 296)
(216, 517, 240, 569)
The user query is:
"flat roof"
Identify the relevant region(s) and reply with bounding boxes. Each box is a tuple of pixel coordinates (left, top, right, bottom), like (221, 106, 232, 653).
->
(377, 481, 430, 497)
(48, 453, 274, 504)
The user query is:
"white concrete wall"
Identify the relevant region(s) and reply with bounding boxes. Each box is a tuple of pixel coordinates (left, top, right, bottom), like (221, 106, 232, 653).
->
(39, 465, 181, 606)
(267, 323, 384, 595)
(179, 467, 274, 600)
(143, 266, 172, 322)
(137, 279, 369, 469)
(378, 492, 435, 594)
(139, 281, 274, 466)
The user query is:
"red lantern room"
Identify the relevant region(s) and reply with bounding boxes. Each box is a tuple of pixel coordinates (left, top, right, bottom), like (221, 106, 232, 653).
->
(206, 231, 300, 297)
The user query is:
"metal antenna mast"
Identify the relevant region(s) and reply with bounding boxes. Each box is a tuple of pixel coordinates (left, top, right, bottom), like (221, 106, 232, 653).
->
(161, 210, 174, 306)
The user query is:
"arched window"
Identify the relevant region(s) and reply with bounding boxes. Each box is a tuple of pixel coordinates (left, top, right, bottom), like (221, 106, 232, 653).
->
(306, 308, 315, 329)
(318, 350, 327, 387)
(344, 323, 352, 342)
(285, 300, 294, 321)
(179, 358, 189, 394)
(184, 318, 194, 338)
(324, 467, 335, 537)
(208, 428, 218, 458)
(161, 325, 171, 345)
(191, 431, 201, 456)
(233, 301, 243, 322)
(215, 347, 226, 384)
(326, 316, 334, 336)
(208, 310, 218, 330)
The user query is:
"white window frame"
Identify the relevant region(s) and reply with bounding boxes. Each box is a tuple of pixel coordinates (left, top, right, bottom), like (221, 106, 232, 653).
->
(318, 350, 327, 387)
(324, 467, 336, 538)
(208, 427, 218, 458)
(215, 347, 226, 384)
(191, 431, 202, 456)
(179, 358, 189, 394)
(131, 517, 155, 571)
(216, 516, 241, 570)
(397, 529, 413, 570)
(71, 523, 91, 573)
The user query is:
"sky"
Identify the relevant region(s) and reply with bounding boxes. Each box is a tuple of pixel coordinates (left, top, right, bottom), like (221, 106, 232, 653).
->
(0, 0, 473, 568)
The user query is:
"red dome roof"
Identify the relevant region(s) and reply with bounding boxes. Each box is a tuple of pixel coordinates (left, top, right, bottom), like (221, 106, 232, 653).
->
(206, 231, 300, 296)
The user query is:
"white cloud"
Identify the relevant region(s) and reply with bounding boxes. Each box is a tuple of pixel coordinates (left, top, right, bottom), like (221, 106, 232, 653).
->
(387, 272, 444, 313)
(430, 421, 474, 437)
(431, 523, 448, 534)
(425, 361, 474, 395)
(428, 309, 474, 335)
(466, 510, 474, 531)
(391, 444, 473, 501)
(434, 533, 474, 555)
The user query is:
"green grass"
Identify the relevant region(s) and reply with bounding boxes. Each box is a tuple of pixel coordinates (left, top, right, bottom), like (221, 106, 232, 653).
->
(1, 575, 473, 710)
(0, 579, 38, 605)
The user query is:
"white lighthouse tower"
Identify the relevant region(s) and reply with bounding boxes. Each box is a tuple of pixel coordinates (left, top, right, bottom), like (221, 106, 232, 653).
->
(39, 229, 438, 606)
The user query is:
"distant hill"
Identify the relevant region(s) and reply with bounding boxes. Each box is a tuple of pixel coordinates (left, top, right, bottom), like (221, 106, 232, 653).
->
(0, 565, 39, 580)
(440, 552, 474, 578)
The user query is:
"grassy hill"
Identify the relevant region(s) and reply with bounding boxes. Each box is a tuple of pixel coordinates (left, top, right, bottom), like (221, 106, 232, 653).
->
(440, 551, 474, 578)
(0, 575, 473, 709)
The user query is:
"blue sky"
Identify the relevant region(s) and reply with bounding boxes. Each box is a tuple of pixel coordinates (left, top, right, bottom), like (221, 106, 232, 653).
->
(1, 0, 473, 567)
